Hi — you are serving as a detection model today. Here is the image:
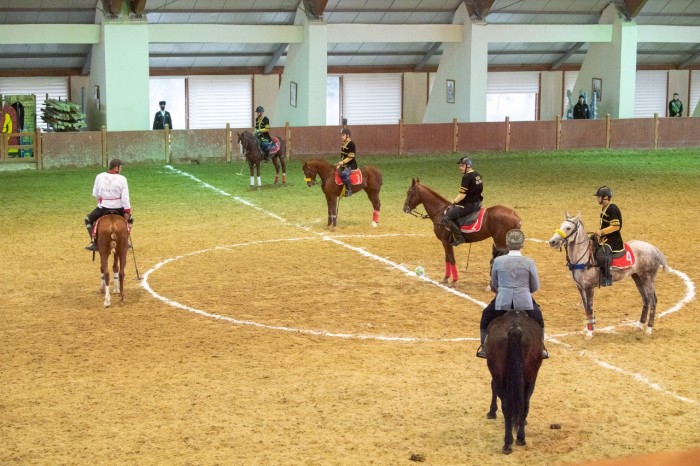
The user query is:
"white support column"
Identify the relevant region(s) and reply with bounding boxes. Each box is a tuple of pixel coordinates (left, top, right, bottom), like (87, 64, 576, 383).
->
(574, 4, 638, 119)
(423, 3, 488, 123)
(274, 9, 327, 127)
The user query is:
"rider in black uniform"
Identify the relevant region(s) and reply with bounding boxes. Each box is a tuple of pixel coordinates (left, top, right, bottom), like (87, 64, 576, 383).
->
(336, 128, 357, 197)
(254, 106, 273, 162)
(593, 186, 623, 287)
(441, 157, 483, 246)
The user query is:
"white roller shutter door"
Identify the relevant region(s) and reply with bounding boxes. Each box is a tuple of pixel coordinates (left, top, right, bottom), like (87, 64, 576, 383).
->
(188, 76, 252, 129)
(486, 72, 539, 122)
(342, 73, 401, 125)
(634, 71, 667, 118)
(487, 72, 539, 94)
(0, 77, 69, 129)
(689, 70, 700, 116)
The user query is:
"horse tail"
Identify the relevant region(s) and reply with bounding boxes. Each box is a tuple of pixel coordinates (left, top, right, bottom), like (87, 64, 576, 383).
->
(657, 247, 669, 273)
(504, 325, 526, 428)
(109, 224, 117, 256)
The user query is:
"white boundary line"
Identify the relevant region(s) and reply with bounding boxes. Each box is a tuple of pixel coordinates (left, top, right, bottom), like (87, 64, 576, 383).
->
(150, 165, 698, 404)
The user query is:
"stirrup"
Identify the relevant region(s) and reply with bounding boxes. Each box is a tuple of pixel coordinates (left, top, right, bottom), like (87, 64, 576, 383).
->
(345, 187, 353, 197)
(476, 346, 487, 359)
(542, 348, 549, 359)
(85, 241, 97, 252)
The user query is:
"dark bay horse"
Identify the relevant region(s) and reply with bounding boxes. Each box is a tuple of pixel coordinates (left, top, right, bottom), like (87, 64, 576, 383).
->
(96, 214, 129, 307)
(237, 130, 287, 189)
(486, 311, 544, 455)
(402, 178, 521, 287)
(302, 158, 383, 231)
(548, 213, 668, 338)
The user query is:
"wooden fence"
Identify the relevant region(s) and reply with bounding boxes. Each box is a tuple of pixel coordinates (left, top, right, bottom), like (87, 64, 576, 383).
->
(2, 115, 699, 170)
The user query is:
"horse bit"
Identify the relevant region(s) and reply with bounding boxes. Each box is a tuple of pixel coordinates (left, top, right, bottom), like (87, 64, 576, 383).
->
(555, 218, 595, 270)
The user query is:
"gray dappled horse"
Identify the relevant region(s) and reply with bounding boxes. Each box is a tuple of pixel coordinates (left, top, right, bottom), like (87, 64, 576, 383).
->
(548, 213, 668, 338)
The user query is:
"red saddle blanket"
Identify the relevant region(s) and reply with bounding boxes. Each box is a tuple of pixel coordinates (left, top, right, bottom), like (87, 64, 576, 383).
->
(459, 208, 486, 233)
(92, 215, 131, 237)
(269, 136, 280, 154)
(334, 169, 363, 186)
(611, 243, 635, 269)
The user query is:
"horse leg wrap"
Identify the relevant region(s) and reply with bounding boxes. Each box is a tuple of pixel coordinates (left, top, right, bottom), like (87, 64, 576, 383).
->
(585, 315, 596, 331)
(372, 210, 379, 223)
(444, 262, 452, 278)
(450, 263, 459, 281)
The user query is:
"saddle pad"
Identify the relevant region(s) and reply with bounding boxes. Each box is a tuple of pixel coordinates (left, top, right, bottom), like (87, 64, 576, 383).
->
(334, 169, 363, 186)
(459, 208, 486, 233)
(611, 243, 635, 269)
(269, 137, 280, 154)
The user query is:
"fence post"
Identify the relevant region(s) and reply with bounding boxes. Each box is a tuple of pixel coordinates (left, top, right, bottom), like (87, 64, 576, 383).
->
(653, 113, 659, 149)
(285, 122, 291, 160)
(35, 127, 42, 169)
(452, 117, 458, 153)
(101, 125, 107, 167)
(504, 116, 510, 152)
(398, 119, 404, 156)
(164, 124, 171, 163)
(605, 114, 611, 149)
(556, 115, 561, 150)
(225, 122, 231, 162)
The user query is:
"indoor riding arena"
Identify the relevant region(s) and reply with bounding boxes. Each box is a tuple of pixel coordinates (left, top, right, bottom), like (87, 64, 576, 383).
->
(1, 150, 698, 465)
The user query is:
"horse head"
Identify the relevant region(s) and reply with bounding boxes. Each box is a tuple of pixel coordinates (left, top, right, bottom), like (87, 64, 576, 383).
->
(549, 212, 584, 248)
(302, 161, 318, 187)
(403, 177, 422, 214)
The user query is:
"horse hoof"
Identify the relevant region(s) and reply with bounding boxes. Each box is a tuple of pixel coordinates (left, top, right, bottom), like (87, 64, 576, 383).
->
(486, 412, 496, 420)
(516, 439, 526, 446)
(449, 281, 458, 288)
(441, 278, 449, 285)
(585, 330, 594, 340)
(502, 446, 513, 455)
(645, 327, 653, 336)
(371, 221, 378, 228)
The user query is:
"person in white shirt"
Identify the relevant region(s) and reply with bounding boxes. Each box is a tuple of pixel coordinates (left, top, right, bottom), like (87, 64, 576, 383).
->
(84, 159, 131, 251)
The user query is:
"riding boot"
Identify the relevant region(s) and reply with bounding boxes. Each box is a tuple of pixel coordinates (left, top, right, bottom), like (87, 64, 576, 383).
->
(263, 149, 270, 162)
(85, 223, 97, 251)
(541, 328, 549, 359)
(344, 182, 353, 197)
(600, 263, 613, 287)
(476, 329, 487, 359)
(446, 219, 465, 246)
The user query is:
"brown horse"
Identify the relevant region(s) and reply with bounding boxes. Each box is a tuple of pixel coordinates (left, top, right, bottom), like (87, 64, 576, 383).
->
(402, 178, 521, 286)
(237, 130, 287, 189)
(96, 214, 129, 307)
(302, 158, 383, 231)
(485, 311, 544, 455)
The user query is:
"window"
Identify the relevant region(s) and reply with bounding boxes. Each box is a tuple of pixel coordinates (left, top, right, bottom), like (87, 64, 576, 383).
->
(0, 77, 69, 130)
(487, 72, 539, 121)
(149, 78, 185, 129)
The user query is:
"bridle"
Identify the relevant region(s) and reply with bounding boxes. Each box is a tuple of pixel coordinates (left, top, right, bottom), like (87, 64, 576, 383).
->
(405, 186, 440, 220)
(554, 218, 595, 271)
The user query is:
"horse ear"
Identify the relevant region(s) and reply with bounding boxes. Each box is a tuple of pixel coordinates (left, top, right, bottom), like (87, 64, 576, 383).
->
(416, 177, 420, 184)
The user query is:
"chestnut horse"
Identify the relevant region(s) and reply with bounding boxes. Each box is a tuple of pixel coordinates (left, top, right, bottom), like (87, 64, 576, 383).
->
(548, 213, 668, 338)
(302, 158, 382, 231)
(96, 214, 129, 307)
(237, 130, 287, 189)
(402, 178, 521, 286)
(485, 311, 544, 454)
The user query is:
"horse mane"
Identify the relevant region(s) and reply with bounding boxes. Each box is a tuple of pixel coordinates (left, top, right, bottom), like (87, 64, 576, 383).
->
(419, 183, 450, 204)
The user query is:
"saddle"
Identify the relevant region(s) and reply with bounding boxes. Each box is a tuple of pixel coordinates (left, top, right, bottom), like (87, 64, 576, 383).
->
(333, 169, 363, 186)
(457, 208, 486, 233)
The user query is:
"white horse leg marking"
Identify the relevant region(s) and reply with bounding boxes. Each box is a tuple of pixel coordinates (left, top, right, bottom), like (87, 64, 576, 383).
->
(113, 272, 120, 294)
(100, 276, 106, 292)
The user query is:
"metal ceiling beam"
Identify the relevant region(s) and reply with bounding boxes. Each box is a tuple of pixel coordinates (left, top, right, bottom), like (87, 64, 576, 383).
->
(679, 48, 700, 69)
(263, 43, 287, 75)
(464, 0, 495, 21)
(622, 0, 649, 18)
(302, 0, 328, 19)
(414, 42, 441, 71)
(551, 42, 584, 70)
(81, 47, 92, 76)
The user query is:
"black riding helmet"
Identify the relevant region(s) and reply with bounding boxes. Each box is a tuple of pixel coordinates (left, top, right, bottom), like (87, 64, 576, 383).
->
(340, 127, 351, 136)
(255, 106, 264, 112)
(457, 156, 472, 166)
(594, 186, 613, 198)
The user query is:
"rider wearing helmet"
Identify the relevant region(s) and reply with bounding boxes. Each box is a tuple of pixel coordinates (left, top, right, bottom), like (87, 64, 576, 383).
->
(441, 156, 483, 246)
(593, 186, 623, 287)
(336, 127, 357, 197)
(254, 105, 273, 162)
